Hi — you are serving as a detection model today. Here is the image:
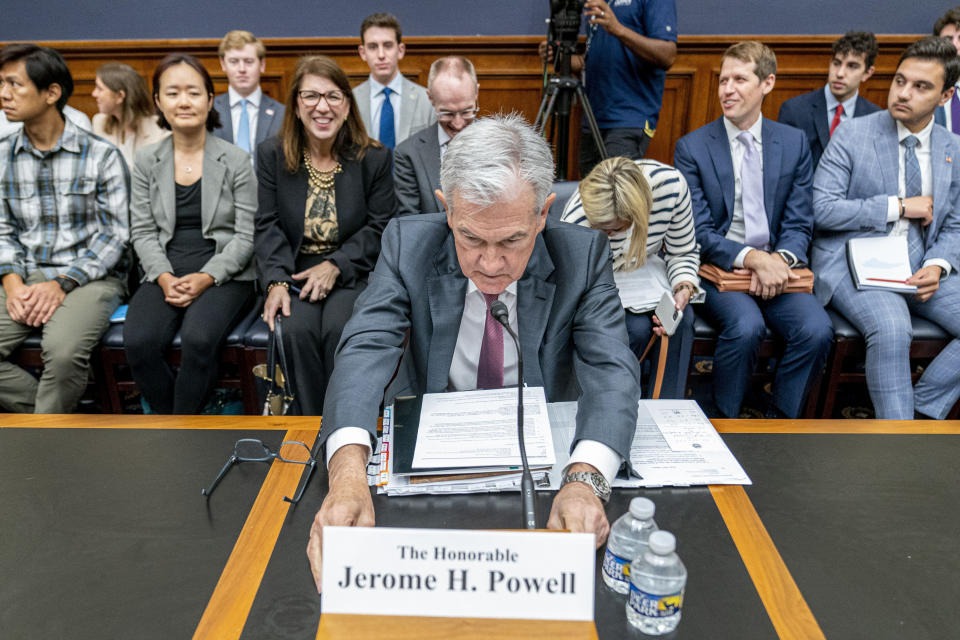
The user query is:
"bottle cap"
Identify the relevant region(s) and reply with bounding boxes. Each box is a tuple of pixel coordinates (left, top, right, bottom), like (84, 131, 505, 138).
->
(628, 496, 655, 520)
(648, 530, 676, 555)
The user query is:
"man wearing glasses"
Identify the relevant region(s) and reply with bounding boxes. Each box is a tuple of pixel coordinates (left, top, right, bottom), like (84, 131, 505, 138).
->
(394, 57, 479, 216)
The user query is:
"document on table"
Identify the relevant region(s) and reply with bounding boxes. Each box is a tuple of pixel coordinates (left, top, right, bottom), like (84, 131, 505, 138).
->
(545, 400, 750, 488)
(613, 255, 672, 311)
(411, 387, 556, 469)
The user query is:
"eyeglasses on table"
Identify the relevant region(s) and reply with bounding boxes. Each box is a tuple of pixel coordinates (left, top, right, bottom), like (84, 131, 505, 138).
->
(202, 438, 317, 504)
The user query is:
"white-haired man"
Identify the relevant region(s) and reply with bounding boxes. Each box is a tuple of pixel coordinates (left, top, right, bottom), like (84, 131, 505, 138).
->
(305, 114, 641, 591)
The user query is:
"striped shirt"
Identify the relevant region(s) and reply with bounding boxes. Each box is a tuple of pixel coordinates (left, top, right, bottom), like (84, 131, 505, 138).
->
(561, 159, 701, 309)
(0, 119, 129, 286)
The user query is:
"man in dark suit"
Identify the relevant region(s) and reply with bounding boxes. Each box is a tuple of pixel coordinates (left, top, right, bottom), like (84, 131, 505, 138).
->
(779, 31, 881, 167)
(305, 115, 642, 591)
(211, 30, 284, 170)
(933, 7, 960, 133)
(393, 56, 479, 216)
(674, 41, 833, 419)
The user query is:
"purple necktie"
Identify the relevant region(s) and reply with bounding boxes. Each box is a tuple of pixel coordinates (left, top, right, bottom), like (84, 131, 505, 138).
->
(738, 131, 770, 249)
(476, 293, 504, 389)
(951, 91, 960, 135)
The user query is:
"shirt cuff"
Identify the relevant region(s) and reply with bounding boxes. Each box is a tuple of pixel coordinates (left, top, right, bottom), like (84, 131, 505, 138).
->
(922, 259, 952, 277)
(565, 439, 622, 485)
(887, 196, 901, 223)
(733, 247, 752, 269)
(325, 426, 374, 466)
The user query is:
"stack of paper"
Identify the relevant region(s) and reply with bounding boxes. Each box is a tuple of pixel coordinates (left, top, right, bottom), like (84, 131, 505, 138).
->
(846, 235, 918, 293)
(613, 254, 672, 311)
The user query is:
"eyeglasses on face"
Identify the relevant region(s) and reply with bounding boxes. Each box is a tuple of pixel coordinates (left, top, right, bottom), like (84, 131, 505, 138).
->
(202, 438, 317, 504)
(298, 89, 346, 108)
(436, 106, 479, 122)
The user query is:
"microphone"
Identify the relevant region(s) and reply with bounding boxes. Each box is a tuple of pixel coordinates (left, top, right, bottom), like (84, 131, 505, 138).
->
(489, 300, 537, 530)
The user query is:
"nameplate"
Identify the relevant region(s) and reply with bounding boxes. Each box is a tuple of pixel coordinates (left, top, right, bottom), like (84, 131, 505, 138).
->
(322, 527, 595, 621)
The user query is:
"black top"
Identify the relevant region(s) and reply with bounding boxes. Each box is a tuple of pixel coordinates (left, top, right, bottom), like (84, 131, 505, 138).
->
(168, 178, 215, 276)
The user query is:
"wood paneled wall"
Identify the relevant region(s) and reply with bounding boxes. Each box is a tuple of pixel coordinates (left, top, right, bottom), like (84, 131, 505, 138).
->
(42, 34, 920, 179)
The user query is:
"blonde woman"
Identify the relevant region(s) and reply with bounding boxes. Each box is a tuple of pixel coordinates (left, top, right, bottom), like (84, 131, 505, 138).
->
(92, 62, 168, 167)
(562, 156, 702, 398)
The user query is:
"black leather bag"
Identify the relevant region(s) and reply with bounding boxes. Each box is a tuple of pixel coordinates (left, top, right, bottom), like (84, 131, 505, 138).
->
(252, 316, 295, 416)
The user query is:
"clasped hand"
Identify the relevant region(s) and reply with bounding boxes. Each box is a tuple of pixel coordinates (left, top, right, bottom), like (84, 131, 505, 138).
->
(738, 250, 798, 300)
(158, 272, 214, 308)
(5, 279, 65, 327)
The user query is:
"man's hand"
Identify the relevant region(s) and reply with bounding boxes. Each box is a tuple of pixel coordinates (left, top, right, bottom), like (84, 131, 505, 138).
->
(741, 250, 797, 300)
(306, 444, 375, 593)
(907, 265, 943, 302)
(3, 275, 32, 324)
(584, 0, 622, 36)
(22, 280, 65, 326)
(902, 196, 933, 227)
(292, 261, 340, 303)
(546, 463, 610, 549)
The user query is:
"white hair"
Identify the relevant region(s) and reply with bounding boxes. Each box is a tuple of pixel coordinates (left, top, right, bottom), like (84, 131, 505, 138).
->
(440, 113, 555, 214)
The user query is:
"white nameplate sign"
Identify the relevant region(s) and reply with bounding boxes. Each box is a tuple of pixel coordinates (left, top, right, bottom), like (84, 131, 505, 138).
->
(322, 527, 595, 621)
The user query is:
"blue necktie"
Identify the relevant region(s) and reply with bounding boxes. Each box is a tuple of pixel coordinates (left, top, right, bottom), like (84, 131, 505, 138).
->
(379, 87, 395, 149)
(737, 131, 770, 249)
(237, 98, 250, 153)
(902, 135, 924, 270)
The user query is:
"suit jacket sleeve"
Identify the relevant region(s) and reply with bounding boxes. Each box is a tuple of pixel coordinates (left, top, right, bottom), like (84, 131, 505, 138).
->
(572, 233, 641, 465)
(777, 99, 800, 128)
(773, 132, 815, 262)
(320, 218, 412, 446)
(325, 147, 399, 286)
(199, 148, 257, 284)
(254, 140, 298, 286)
(393, 142, 422, 216)
(130, 149, 175, 282)
(812, 124, 890, 233)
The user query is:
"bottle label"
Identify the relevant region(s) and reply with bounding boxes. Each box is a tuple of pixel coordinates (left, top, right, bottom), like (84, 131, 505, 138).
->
(628, 584, 684, 618)
(601, 548, 631, 584)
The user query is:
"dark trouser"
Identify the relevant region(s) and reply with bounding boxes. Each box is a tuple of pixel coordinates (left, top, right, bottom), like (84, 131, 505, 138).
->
(281, 283, 365, 416)
(578, 127, 653, 177)
(125, 280, 254, 414)
(624, 308, 695, 399)
(698, 281, 833, 418)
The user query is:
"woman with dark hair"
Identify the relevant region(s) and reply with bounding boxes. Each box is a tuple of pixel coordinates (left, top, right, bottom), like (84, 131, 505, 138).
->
(91, 62, 167, 168)
(256, 54, 397, 415)
(124, 54, 256, 413)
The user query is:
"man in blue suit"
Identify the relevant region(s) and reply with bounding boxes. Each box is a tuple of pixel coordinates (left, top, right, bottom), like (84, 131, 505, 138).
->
(779, 31, 882, 167)
(674, 41, 833, 419)
(933, 7, 960, 133)
(211, 31, 284, 171)
(813, 37, 960, 419)
(304, 115, 642, 591)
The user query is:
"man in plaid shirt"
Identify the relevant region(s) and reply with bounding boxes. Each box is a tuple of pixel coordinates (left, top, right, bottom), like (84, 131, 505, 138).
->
(0, 44, 128, 413)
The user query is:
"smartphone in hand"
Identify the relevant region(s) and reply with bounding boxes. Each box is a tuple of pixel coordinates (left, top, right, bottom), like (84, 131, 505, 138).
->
(654, 291, 683, 336)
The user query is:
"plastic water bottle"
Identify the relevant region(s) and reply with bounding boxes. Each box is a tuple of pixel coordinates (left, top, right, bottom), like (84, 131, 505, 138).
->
(626, 530, 687, 635)
(601, 497, 657, 594)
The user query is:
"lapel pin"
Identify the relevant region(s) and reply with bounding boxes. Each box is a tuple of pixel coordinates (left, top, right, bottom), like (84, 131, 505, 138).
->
(266, 108, 275, 116)
(947, 156, 952, 163)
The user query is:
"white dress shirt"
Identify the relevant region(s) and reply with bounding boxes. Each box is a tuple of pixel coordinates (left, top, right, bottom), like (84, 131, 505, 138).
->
(824, 85, 859, 128)
(326, 279, 623, 484)
(228, 85, 261, 152)
(885, 118, 952, 276)
(367, 73, 403, 138)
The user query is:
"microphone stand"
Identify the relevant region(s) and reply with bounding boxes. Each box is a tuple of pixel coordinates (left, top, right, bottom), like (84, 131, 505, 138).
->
(490, 301, 537, 530)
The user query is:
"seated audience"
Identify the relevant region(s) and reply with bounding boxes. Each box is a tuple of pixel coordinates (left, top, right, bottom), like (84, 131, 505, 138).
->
(306, 115, 642, 591)
(394, 56, 479, 216)
(125, 54, 256, 414)
(354, 13, 433, 149)
(212, 30, 284, 171)
(934, 6, 960, 132)
(256, 55, 397, 416)
(562, 156, 702, 399)
(0, 44, 128, 413)
(813, 36, 960, 419)
(92, 62, 168, 169)
(778, 31, 881, 167)
(674, 41, 833, 419)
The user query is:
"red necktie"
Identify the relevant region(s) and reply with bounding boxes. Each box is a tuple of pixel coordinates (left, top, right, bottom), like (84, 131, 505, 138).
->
(476, 293, 504, 389)
(829, 103, 844, 137)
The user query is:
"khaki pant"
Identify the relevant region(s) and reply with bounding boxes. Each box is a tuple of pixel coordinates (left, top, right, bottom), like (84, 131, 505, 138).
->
(0, 272, 122, 413)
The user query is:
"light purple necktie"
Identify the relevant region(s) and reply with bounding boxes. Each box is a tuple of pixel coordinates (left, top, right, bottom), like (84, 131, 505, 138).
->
(951, 91, 960, 135)
(476, 293, 504, 389)
(738, 130, 770, 249)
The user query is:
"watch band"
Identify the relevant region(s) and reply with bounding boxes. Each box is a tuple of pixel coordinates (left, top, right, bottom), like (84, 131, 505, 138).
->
(561, 470, 611, 503)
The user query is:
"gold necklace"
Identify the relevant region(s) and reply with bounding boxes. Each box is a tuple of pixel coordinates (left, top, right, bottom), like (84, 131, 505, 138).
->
(303, 151, 342, 190)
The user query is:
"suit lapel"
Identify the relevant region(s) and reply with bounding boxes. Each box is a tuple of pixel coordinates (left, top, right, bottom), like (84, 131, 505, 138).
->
(874, 112, 900, 197)
(354, 82, 371, 132)
(256, 98, 277, 145)
(201, 137, 226, 233)
(422, 127, 443, 210)
(426, 233, 467, 391)
(154, 139, 176, 236)
(761, 118, 782, 224)
(928, 127, 951, 243)
(397, 77, 412, 142)
(516, 235, 555, 388)
(811, 90, 830, 150)
(706, 119, 735, 220)
(216, 94, 234, 144)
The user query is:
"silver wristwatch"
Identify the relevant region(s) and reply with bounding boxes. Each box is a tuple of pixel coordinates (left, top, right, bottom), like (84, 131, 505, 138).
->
(561, 470, 611, 503)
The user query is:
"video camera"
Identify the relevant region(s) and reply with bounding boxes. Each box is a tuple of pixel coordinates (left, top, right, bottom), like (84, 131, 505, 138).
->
(546, 0, 586, 75)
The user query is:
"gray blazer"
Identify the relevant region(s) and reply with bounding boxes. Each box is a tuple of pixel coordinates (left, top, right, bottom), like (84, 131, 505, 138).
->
(211, 92, 285, 170)
(812, 109, 960, 305)
(354, 75, 435, 146)
(393, 123, 443, 215)
(320, 213, 641, 464)
(130, 134, 257, 284)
